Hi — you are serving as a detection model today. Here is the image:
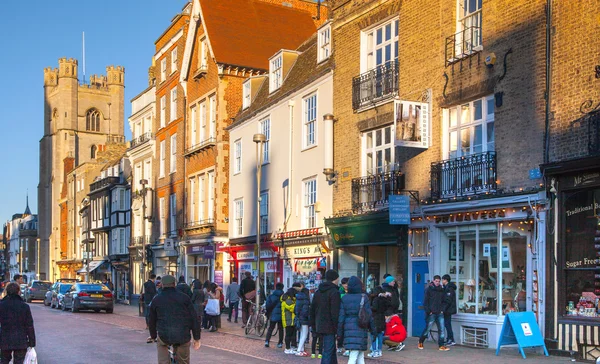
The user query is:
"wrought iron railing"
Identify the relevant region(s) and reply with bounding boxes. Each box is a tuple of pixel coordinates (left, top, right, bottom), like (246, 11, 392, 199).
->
(184, 219, 215, 230)
(185, 137, 216, 156)
(130, 132, 153, 148)
(445, 24, 482, 67)
(351, 170, 405, 212)
(430, 152, 496, 199)
(352, 61, 398, 110)
(90, 176, 120, 193)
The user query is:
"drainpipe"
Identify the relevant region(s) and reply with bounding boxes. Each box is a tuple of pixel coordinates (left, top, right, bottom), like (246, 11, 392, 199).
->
(284, 100, 295, 232)
(544, 0, 553, 164)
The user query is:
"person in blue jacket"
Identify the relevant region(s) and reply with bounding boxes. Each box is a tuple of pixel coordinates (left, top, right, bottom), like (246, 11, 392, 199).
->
(294, 286, 311, 356)
(338, 276, 375, 364)
(264, 282, 284, 348)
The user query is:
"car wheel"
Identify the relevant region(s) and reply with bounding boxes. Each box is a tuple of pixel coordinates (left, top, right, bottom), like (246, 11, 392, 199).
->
(44, 299, 50, 307)
(106, 309, 113, 314)
(26, 297, 32, 303)
(61, 302, 67, 311)
(94, 309, 100, 313)
(71, 301, 79, 313)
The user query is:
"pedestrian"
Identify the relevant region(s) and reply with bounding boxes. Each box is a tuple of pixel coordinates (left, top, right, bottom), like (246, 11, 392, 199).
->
(442, 274, 457, 346)
(367, 286, 391, 358)
(310, 327, 323, 359)
(338, 276, 374, 364)
(381, 275, 400, 315)
(294, 286, 310, 356)
(155, 276, 162, 294)
(201, 280, 211, 329)
(309, 269, 341, 364)
(176, 276, 193, 297)
(382, 308, 406, 351)
(225, 277, 240, 323)
(144, 273, 158, 343)
(148, 275, 201, 364)
(0, 274, 24, 300)
(264, 282, 284, 348)
(191, 280, 205, 327)
(106, 278, 114, 292)
(418, 275, 449, 351)
(281, 286, 298, 354)
(239, 271, 256, 328)
(0, 282, 36, 364)
(206, 283, 222, 332)
(337, 277, 349, 355)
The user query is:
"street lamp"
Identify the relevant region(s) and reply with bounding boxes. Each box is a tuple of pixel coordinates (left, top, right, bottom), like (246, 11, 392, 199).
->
(253, 133, 266, 310)
(140, 179, 150, 292)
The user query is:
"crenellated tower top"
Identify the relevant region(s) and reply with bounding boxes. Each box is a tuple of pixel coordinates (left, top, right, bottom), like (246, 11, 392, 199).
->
(43, 67, 59, 87)
(106, 65, 125, 86)
(58, 57, 78, 79)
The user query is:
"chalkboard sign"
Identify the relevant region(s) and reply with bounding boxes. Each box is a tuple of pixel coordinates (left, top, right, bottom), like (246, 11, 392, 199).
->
(495, 312, 548, 359)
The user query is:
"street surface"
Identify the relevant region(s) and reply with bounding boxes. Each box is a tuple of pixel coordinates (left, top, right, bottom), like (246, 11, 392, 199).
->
(30, 302, 571, 364)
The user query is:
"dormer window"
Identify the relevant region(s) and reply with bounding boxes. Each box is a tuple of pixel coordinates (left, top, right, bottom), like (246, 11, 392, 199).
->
(243, 80, 251, 109)
(318, 23, 332, 62)
(270, 55, 283, 92)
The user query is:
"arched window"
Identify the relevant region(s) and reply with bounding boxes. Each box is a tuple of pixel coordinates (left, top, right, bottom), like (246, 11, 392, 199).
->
(91, 145, 97, 159)
(86, 109, 101, 132)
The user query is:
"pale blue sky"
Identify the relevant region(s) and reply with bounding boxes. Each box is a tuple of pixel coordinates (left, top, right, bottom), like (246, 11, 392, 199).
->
(0, 0, 186, 222)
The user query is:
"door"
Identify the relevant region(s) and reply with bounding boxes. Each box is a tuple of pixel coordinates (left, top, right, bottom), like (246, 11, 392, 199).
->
(412, 261, 429, 336)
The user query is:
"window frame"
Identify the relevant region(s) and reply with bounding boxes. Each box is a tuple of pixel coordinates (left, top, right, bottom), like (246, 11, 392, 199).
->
(159, 140, 166, 178)
(169, 193, 176, 237)
(259, 190, 269, 235)
(160, 58, 167, 82)
(170, 134, 177, 173)
(444, 95, 495, 160)
(317, 24, 332, 63)
(159, 197, 165, 237)
(361, 17, 399, 73)
(362, 125, 395, 176)
(234, 199, 243, 237)
(234, 139, 242, 174)
(209, 95, 216, 139)
(160, 96, 166, 128)
(190, 105, 197, 147)
(170, 88, 178, 122)
(242, 80, 251, 110)
(303, 93, 318, 149)
(303, 178, 317, 229)
(207, 171, 215, 221)
(189, 177, 195, 223)
(259, 117, 270, 164)
(199, 38, 208, 69)
(171, 48, 178, 74)
(269, 55, 283, 92)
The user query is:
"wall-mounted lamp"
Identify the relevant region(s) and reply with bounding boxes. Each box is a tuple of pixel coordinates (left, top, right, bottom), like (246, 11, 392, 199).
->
(323, 113, 336, 184)
(323, 168, 337, 183)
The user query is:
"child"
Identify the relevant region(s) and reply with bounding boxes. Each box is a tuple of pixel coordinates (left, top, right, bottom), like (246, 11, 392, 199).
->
(281, 286, 298, 354)
(368, 286, 391, 358)
(383, 309, 407, 351)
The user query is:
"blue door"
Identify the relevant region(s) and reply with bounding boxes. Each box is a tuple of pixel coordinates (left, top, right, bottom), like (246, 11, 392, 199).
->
(412, 261, 429, 336)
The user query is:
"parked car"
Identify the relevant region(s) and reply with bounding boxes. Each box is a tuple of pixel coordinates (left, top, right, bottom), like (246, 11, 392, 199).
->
(19, 284, 27, 299)
(24, 280, 52, 303)
(62, 283, 113, 313)
(51, 283, 73, 309)
(44, 282, 60, 306)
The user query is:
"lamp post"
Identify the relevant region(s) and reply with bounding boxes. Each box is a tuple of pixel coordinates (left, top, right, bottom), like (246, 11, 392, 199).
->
(253, 133, 266, 310)
(140, 179, 149, 292)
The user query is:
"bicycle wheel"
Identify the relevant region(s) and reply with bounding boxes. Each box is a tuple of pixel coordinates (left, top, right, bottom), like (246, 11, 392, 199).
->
(245, 315, 255, 335)
(257, 313, 267, 337)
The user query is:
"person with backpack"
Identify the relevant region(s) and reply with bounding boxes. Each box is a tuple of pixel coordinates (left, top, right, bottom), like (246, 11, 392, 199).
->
(281, 286, 298, 354)
(264, 283, 284, 348)
(367, 286, 391, 358)
(294, 286, 310, 356)
(338, 276, 374, 364)
(442, 274, 457, 346)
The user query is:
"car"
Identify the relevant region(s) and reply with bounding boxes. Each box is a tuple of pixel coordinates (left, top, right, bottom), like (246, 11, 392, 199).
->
(62, 283, 114, 313)
(50, 283, 73, 309)
(24, 280, 52, 303)
(44, 282, 60, 306)
(19, 284, 27, 299)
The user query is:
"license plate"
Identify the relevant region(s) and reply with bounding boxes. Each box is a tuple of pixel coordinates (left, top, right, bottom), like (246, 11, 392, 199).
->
(91, 294, 102, 298)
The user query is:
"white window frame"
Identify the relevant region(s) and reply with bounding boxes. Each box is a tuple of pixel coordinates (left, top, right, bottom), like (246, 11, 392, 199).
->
(199, 175, 205, 221)
(456, 0, 483, 53)
(200, 101, 207, 143)
(170, 88, 177, 122)
(318, 24, 332, 63)
(169, 193, 176, 237)
(159, 197, 166, 237)
(303, 178, 317, 229)
(199, 38, 208, 69)
(234, 139, 242, 174)
(362, 17, 399, 73)
(207, 171, 215, 221)
(209, 95, 216, 139)
(161, 58, 167, 82)
(444, 95, 495, 160)
(259, 190, 269, 235)
(170, 134, 177, 173)
(269, 55, 283, 92)
(362, 125, 395, 175)
(171, 48, 178, 74)
(159, 140, 166, 178)
(234, 199, 243, 237)
(242, 81, 251, 109)
(259, 117, 270, 163)
(143, 160, 152, 188)
(190, 105, 197, 147)
(303, 93, 317, 148)
(160, 96, 166, 128)
(189, 177, 195, 223)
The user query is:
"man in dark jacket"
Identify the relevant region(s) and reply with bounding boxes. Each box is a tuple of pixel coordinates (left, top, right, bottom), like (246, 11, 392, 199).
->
(418, 275, 449, 351)
(310, 269, 341, 364)
(143, 273, 158, 342)
(442, 274, 457, 346)
(264, 282, 284, 348)
(176, 276, 193, 297)
(149, 275, 201, 364)
(381, 276, 400, 314)
(239, 271, 256, 328)
(0, 282, 36, 364)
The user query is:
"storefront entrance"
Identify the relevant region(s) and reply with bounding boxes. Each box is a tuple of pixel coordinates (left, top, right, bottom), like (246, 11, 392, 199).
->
(412, 260, 429, 336)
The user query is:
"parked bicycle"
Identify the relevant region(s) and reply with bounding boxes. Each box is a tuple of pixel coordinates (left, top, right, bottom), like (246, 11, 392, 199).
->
(244, 299, 267, 337)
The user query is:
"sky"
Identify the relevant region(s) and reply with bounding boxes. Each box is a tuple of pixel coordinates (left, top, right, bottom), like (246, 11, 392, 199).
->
(0, 0, 187, 222)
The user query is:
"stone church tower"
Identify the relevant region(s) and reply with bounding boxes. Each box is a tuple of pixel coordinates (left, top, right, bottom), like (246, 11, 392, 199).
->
(38, 58, 124, 280)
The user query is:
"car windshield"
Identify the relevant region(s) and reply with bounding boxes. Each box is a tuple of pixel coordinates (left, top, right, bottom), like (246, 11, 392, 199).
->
(78, 284, 106, 291)
(59, 285, 73, 293)
(33, 282, 52, 289)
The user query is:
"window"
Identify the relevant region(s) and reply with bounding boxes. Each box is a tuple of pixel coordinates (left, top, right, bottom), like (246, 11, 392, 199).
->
(86, 109, 101, 132)
(243, 81, 251, 109)
(169, 194, 176, 236)
(318, 24, 331, 62)
(119, 229, 125, 254)
(446, 95, 494, 159)
(170, 88, 177, 121)
(161, 58, 167, 82)
(234, 140, 242, 174)
(208, 171, 215, 221)
(199, 38, 208, 68)
(260, 191, 269, 234)
(234, 199, 243, 237)
(160, 96, 166, 128)
(199, 175, 205, 221)
(143, 160, 152, 188)
(209, 95, 216, 139)
(189, 178, 195, 223)
(363, 125, 395, 175)
(119, 189, 125, 210)
(303, 94, 317, 148)
(364, 18, 398, 71)
(200, 101, 207, 143)
(190, 106, 197, 147)
(270, 55, 282, 92)
(171, 48, 178, 73)
(159, 140, 165, 178)
(260, 117, 270, 163)
(170, 134, 177, 173)
(304, 179, 317, 228)
(91, 145, 97, 159)
(159, 197, 165, 236)
(457, 0, 483, 51)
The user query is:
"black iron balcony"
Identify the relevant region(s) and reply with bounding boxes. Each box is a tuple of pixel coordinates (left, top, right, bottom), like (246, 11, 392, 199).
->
(130, 132, 153, 149)
(352, 61, 398, 111)
(90, 176, 120, 193)
(430, 152, 497, 200)
(185, 137, 217, 157)
(445, 25, 482, 67)
(184, 219, 215, 230)
(351, 170, 405, 213)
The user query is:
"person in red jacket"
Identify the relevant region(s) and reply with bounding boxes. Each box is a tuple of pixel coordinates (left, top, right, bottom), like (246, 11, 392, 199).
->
(383, 309, 407, 352)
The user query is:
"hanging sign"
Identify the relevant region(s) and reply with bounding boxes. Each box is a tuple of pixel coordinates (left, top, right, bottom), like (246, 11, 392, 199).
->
(496, 312, 548, 359)
(296, 258, 319, 273)
(164, 239, 175, 251)
(389, 195, 410, 225)
(214, 271, 223, 287)
(394, 100, 430, 148)
(285, 245, 322, 259)
(203, 245, 215, 259)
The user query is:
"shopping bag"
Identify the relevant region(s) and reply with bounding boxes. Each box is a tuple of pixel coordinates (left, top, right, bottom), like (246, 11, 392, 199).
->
(205, 298, 221, 316)
(24, 347, 38, 364)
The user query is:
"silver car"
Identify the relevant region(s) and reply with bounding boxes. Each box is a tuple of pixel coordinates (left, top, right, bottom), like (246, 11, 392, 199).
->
(51, 283, 73, 309)
(44, 282, 60, 306)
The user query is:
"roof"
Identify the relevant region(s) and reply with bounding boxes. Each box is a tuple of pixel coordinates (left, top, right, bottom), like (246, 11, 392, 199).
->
(200, 0, 317, 70)
(231, 33, 332, 128)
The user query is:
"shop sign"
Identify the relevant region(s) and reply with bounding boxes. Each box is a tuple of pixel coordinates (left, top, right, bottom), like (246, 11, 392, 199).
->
(565, 257, 600, 269)
(203, 245, 215, 260)
(327, 214, 401, 247)
(214, 271, 223, 287)
(264, 261, 277, 273)
(389, 195, 410, 225)
(296, 259, 319, 273)
(164, 239, 175, 251)
(186, 245, 205, 255)
(237, 251, 255, 260)
(239, 262, 253, 274)
(285, 245, 322, 259)
(261, 250, 277, 259)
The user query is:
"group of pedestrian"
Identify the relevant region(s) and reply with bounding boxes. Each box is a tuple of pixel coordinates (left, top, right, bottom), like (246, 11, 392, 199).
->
(417, 274, 457, 351)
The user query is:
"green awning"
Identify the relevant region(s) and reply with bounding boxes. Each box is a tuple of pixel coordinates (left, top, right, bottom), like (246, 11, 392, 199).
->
(325, 211, 402, 247)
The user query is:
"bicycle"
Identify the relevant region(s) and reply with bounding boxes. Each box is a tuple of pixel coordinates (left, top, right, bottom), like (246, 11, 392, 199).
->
(168, 343, 179, 364)
(244, 299, 267, 337)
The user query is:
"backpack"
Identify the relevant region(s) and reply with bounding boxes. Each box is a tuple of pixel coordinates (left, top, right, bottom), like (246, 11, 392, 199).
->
(358, 294, 371, 329)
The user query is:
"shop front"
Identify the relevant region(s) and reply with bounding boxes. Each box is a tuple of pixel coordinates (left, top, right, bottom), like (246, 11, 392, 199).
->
(152, 240, 179, 278)
(184, 244, 214, 284)
(222, 239, 280, 295)
(76, 259, 108, 282)
(110, 257, 130, 303)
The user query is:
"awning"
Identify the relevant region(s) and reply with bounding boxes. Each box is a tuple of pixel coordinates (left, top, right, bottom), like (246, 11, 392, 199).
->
(76, 260, 105, 274)
(324, 211, 403, 247)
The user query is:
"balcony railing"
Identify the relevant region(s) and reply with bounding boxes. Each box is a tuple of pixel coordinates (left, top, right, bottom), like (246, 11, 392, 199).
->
(445, 24, 482, 67)
(90, 176, 120, 193)
(184, 219, 215, 230)
(352, 61, 398, 111)
(130, 132, 153, 149)
(132, 236, 150, 246)
(430, 151, 497, 200)
(185, 137, 216, 156)
(351, 170, 405, 213)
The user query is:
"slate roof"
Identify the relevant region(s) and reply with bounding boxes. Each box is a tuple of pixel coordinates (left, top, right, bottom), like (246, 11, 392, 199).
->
(200, 0, 317, 70)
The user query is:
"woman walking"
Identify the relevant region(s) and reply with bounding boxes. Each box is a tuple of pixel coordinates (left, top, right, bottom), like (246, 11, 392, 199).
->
(338, 276, 374, 364)
(206, 283, 222, 332)
(294, 286, 310, 356)
(281, 286, 298, 354)
(191, 280, 205, 327)
(0, 282, 36, 364)
(368, 286, 391, 358)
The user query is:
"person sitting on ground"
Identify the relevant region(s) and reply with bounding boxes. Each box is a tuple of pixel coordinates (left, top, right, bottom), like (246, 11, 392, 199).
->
(383, 308, 407, 352)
